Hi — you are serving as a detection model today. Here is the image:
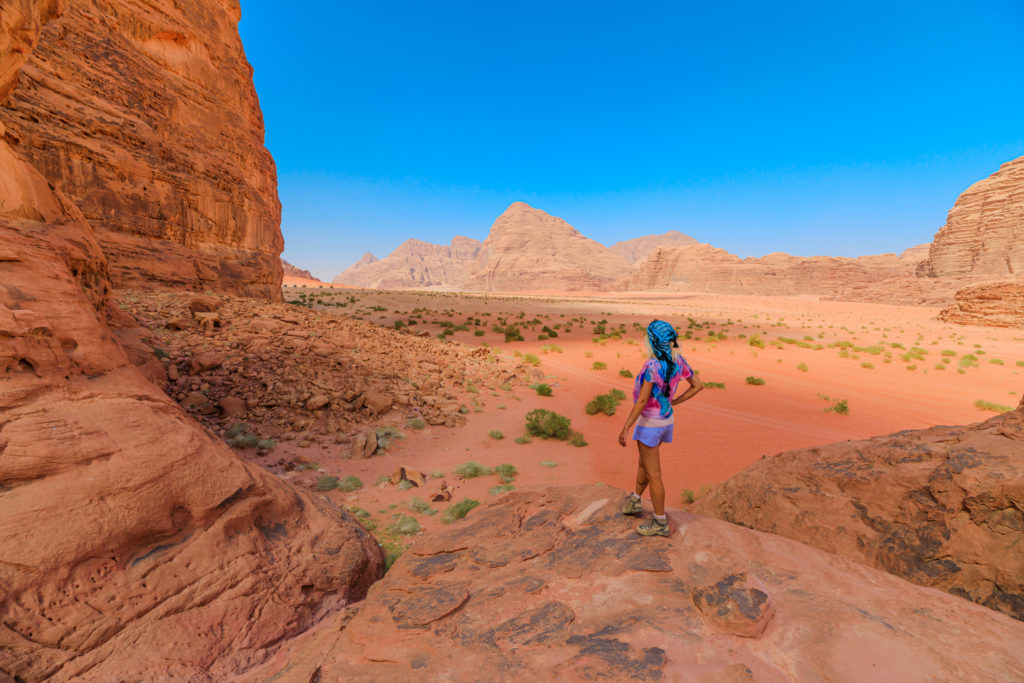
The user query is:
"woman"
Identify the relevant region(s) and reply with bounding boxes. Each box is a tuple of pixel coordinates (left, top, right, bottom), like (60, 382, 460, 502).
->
(618, 320, 703, 536)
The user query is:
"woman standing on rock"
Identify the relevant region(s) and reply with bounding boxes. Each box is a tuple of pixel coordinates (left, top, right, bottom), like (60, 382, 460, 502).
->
(618, 320, 703, 536)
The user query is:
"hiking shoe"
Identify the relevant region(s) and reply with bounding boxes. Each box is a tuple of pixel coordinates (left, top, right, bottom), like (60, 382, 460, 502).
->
(621, 495, 642, 516)
(637, 517, 670, 537)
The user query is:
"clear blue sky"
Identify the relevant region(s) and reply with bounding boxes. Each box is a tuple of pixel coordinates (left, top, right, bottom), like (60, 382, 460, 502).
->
(239, 1, 1024, 281)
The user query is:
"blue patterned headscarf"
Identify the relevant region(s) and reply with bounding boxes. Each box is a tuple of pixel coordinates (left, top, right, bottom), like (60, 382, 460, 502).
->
(647, 320, 679, 395)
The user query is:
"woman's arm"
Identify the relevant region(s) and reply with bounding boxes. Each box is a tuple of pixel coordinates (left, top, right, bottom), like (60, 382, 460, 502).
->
(671, 374, 704, 406)
(618, 380, 653, 447)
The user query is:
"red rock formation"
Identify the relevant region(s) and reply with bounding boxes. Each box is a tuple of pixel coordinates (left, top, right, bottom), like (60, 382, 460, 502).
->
(0, 5, 381, 680)
(938, 281, 1024, 327)
(693, 406, 1024, 621)
(919, 155, 1024, 279)
(609, 229, 698, 263)
(0, 0, 284, 300)
(469, 202, 630, 291)
(253, 486, 1024, 680)
(619, 242, 931, 299)
(334, 237, 481, 289)
(282, 259, 320, 282)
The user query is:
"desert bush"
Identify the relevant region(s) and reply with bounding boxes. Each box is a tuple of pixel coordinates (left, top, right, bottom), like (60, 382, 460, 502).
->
(569, 431, 588, 447)
(861, 362, 874, 369)
(796, 362, 809, 372)
(489, 430, 504, 440)
(745, 376, 766, 386)
(585, 389, 626, 416)
(974, 399, 1012, 412)
(540, 460, 558, 468)
(704, 381, 725, 389)
(454, 461, 493, 479)
(533, 383, 553, 396)
(315, 475, 340, 491)
(407, 498, 434, 515)
(681, 488, 695, 504)
(591, 361, 607, 370)
(442, 498, 480, 524)
(525, 409, 572, 440)
(337, 476, 363, 492)
(523, 353, 541, 366)
(406, 417, 426, 430)
(824, 399, 849, 415)
(748, 334, 765, 349)
(619, 368, 632, 378)
(387, 515, 421, 536)
(504, 326, 525, 342)
(494, 463, 518, 482)
(474, 329, 486, 336)
(375, 426, 404, 450)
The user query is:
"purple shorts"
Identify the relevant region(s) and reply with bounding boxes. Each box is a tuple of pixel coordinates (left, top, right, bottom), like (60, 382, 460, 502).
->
(632, 415, 674, 447)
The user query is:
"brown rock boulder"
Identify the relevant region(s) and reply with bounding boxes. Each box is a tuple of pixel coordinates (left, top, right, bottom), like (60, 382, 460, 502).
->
(218, 395, 246, 417)
(363, 390, 392, 415)
(350, 430, 378, 459)
(692, 573, 775, 638)
(306, 394, 330, 411)
(254, 486, 1024, 680)
(187, 294, 222, 314)
(693, 408, 1024, 621)
(938, 281, 1024, 327)
(189, 351, 224, 374)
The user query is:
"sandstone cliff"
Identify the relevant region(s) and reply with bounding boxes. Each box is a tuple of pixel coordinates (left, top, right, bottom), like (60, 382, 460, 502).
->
(282, 259, 319, 282)
(609, 229, 698, 263)
(693, 403, 1024, 622)
(0, 0, 284, 300)
(254, 486, 1024, 680)
(620, 242, 930, 299)
(919, 155, 1024, 279)
(938, 281, 1024, 327)
(334, 237, 481, 288)
(0, 5, 381, 680)
(469, 202, 631, 291)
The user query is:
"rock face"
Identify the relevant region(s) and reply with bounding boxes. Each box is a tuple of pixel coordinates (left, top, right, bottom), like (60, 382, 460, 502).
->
(282, 260, 319, 282)
(469, 202, 630, 291)
(620, 242, 929, 298)
(609, 229, 698, 263)
(919, 155, 1024, 279)
(254, 486, 1024, 681)
(0, 5, 382, 680)
(694, 405, 1024, 622)
(0, 0, 284, 300)
(938, 281, 1024, 327)
(334, 237, 481, 289)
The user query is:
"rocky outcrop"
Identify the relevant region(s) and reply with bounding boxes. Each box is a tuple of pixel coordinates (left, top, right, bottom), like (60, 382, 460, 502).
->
(619, 242, 929, 298)
(0, 0, 284, 300)
(0, 5, 382, 680)
(938, 281, 1024, 327)
(609, 229, 698, 263)
(254, 486, 1024, 680)
(334, 237, 481, 289)
(282, 259, 320, 282)
(918, 155, 1024, 279)
(693, 405, 1024, 622)
(469, 202, 630, 291)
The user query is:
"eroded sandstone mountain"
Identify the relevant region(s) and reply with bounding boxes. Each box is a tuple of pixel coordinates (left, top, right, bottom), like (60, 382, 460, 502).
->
(693, 403, 1024, 621)
(282, 259, 320, 282)
(334, 237, 481, 288)
(0, 0, 284, 299)
(938, 281, 1024, 328)
(609, 229, 698, 263)
(253, 486, 1024, 680)
(0, 4, 382, 679)
(919, 155, 1024, 279)
(468, 202, 630, 291)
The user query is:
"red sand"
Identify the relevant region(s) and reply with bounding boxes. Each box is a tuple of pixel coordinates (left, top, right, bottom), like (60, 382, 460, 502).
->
(268, 289, 1023, 534)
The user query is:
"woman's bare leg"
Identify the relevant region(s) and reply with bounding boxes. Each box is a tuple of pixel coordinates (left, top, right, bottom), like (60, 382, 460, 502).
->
(634, 453, 649, 496)
(638, 442, 665, 516)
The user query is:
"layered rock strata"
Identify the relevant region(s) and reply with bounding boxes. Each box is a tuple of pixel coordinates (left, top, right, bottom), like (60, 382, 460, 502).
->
(334, 237, 481, 288)
(919, 155, 1024, 279)
(609, 229, 698, 263)
(938, 281, 1024, 327)
(0, 5, 382, 680)
(0, 0, 284, 299)
(253, 486, 1024, 680)
(694, 404, 1024, 621)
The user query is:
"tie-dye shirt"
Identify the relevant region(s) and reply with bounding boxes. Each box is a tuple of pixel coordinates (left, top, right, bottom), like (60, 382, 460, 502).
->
(633, 354, 692, 419)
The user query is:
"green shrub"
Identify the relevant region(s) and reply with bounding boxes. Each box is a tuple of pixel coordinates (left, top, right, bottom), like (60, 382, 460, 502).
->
(454, 461, 493, 479)
(504, 326, 524, 342)
(523, 353, 541, 366)
(591, 361, 607, 370)
(474, 329, 486, 336)
(824, 399, 849, 415)
(534, 383, 553, 396)
(681, 488, 695, 504)
(407, 498, 433, 514)
(488, 430, 504, 440)
(514, 435, 532, 444)
(704, 381, 725, 389)
(796, 362, 809, 372)
(569, 431, 588, 447)
(1017, 361, 1024, 368)
(494, 463, 518, 482)
(989, 358, 1004, 365)
(430, 470, 444, 479)
(542, 344, 563, 353)
(745, 376, 766, 386)
(315, 475, 339, 491)
(337, 476, 363, 492)
(540, 460, 558, 468)
(406, 417, 426, 430)
(974, 399, 1012, 412)
(525, 409, 572, 440)
(442, 498, 480, 524)
(387, 515, 421, 536)
(861, 362, 874, 369)
(375, 426, 404, 450)
(585, 389, 626, 416)
(489, 484, 515, 495)
(749, 334, 765, 349)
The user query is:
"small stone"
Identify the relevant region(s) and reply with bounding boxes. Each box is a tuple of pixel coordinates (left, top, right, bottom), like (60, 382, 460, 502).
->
(306, 394, 329, 411)
(219, 396, 246, 416)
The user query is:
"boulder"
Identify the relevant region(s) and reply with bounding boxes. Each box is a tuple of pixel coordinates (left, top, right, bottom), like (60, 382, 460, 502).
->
(218, 395, 246, 417)
(306, 394, 330, 411)
(187, 295, 222, 315)
(363, 390, 392, 415)
(189, 351, 224, 374)
(350, 430, 378, 459)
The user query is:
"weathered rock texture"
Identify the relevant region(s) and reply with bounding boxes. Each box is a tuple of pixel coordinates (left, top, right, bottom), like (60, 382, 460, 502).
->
(254, 486, 1024, 681)
(938, 281, 1024, 327)
(609, 229, 698, 263)
(0, 0, 284, 299)
(0, 5, 381, 680)
(281, 259, 319, 282)
(619, 242, 930, 299)
(334, 237, 481, 289)
(694, 405, 1024, 622)
(919, 155, 1024, 279)
(469, 202, 630, 291)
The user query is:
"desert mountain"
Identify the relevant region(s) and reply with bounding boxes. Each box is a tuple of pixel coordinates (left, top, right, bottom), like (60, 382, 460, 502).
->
(0, 0, 284, 299)
(919, 154, 1024, 279)
(334, 236, 481, 288)
(609, 229, 699, 263)
(468, 202, 630, 290)
(282, 259, 319, 281)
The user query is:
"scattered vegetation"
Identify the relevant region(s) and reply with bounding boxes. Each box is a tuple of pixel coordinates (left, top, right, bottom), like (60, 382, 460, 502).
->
(796, 362, 808, 372)
(569, 431, 588, 447)
(494, 463, 518, 482)
(974, 399, 1012, 413)
(681, 488, 695, 504)
(585, 388, 627, 416)
(489, 484, 515, 495)
(539, 460, 558, 468)
(703, 381, 725, 389)
(533, 383, 553, 396)
(523, 353, 541, 366)
(513, 435, 532, 444)
(375, 426, 404, 450)
(442, 498, 480, 524)
(525, 409, 572, 440)
(619, 368, 633, 378)
(454, 461, 493, 479)
(489, 430, 504, 440)
(591, 361, 608, 370)
(745, 376, 766, 386)
(387, 515, 421, 536)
